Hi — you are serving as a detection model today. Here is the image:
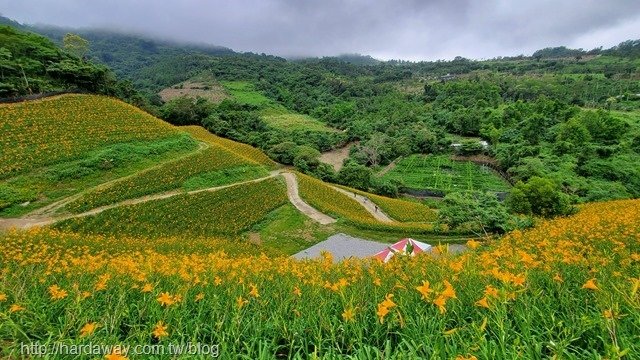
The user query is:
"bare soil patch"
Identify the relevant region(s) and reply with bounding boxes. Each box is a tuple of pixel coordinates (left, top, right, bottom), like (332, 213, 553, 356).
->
(319, 142, 356, 171)
(159, 81, 229, 103)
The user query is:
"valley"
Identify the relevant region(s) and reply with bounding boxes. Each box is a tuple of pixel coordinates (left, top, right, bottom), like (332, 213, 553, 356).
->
(0, 17, 639, 359)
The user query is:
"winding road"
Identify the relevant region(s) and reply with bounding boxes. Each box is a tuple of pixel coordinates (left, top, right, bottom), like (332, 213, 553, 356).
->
(330, 186, 394, 222)
(0, 170, 344, 230)
(282, 172, 336, 225)
(0, 142, 408, 231)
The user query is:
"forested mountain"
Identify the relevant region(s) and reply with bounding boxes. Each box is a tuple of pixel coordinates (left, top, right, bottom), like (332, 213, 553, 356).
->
(0, 25, 118, 97)
(0, 16, 236, 93)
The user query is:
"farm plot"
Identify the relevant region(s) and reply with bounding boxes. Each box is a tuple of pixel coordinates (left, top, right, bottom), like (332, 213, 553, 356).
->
(2, 199, 639, 357)
(220, 81, 273, 106)
(219, 80, 337, 133)
(381, 154, 510, 194)
(260, 107, 338, 133)
(181, 126, 277, 167)
(56, 177, 288, 238)
(0, 134, 198, 217)
(335, 185, 437, 223)
(0, 94, 180, 178)
(296, 173, 436, 234)
(64, 143, 266, 213)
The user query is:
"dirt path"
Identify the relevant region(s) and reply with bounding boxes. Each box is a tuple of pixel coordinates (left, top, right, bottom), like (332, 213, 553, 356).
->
(281, 173, 336, 225)
(377, 157, 399, 177)
(330, 186, 394, 223)
(0, 170, 337, 230)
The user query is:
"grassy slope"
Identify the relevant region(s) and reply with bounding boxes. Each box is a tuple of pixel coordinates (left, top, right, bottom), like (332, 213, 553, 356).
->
(296, 172, 376, 222)
(220, 81, 273, 106)
(251, 203, 335, 255)
(296, 172, 439, 235)
(0, 94, 200, 216)
(334, 184, 437, 222)
(63, 142, 266, 213)
(0, 135, 198, 217)
(181, 125, 277, 167)
(221, 80, 337, 133)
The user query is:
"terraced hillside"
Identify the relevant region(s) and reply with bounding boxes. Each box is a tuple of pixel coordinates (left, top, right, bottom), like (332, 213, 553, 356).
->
(0, 95, 199, 216)
(0, 94, 180, 177)
(296, 172, 437, 235)
(57, 177, 289, 238)
(1, 94, 446, 244)
(2, 86, 638, 360)
(62, 132, 269, 213)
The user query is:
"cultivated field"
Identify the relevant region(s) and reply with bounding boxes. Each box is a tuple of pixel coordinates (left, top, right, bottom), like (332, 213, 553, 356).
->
(220, 80, 338, 133)
(335, 184, 437, 222)
(261, 109, 339, 133)
(159, 80, 229, 103)
(1, 199, 637, 358)
(0, 94, 180, 178)
(57, 178, 288, 238)
(381, 154, 511, 194)
(296, 172, 437, 235)
(220, 81, 273, 106)
(0, 95, 201, 216)
(63, 143, 266, 214)
(181, 126, 277, 167)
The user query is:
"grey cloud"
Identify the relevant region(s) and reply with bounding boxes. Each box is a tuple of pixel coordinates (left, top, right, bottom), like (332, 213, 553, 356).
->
(1, 0, 639, 60)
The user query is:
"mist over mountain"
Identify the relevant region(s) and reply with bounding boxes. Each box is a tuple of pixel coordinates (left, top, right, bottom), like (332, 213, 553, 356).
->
(2, 0, 640, 60)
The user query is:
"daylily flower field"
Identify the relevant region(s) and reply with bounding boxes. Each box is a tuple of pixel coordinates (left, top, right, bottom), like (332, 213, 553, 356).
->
(1, 199, 638, 358)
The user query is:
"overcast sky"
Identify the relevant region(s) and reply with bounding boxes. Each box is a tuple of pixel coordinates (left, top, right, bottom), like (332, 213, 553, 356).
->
(2, 0, 640, 61)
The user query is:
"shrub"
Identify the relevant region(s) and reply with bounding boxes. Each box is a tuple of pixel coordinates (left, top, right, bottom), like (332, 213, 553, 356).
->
(337, 161, 373, 191)
(268, 142, 297, 164)
(293, 145, 321, 173)
(438, 191, 512, 234)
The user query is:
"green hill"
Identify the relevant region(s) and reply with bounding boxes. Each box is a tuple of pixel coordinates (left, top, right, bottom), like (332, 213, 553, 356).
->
(0, 25, 124, 97)
(1, 94, 440, 245)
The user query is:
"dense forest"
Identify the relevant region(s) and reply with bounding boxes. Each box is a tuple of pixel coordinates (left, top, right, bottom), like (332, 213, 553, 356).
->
(2, 17, 639, 219)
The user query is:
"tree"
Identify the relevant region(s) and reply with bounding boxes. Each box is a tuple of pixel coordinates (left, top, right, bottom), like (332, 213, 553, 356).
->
(358, 133, 388, 166)
(337, 161, 373, 190)
(424, 83, 438, 102)
(372, 178, 400, 197)
(268, 142, 297, 164)
(438, 191, 511, 235)
(458, 139, 484, 156)
(506, 177, 574, 217)
(63, 33, 89, 59)
(579, 110, 626, 144)
(555, 118, 591, 155)
(0, 47, 13, 79)
(161, 96, 213, 125)
(292, 145, 321, 173)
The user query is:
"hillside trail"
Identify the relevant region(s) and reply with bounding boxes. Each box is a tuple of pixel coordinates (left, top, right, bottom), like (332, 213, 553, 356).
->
(24, 141, 211, 219)
(0, 170, 341, 230)
(329, 186, 394, 223)
(281, 173, 336, 225)
(376, 157, 399, 177)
